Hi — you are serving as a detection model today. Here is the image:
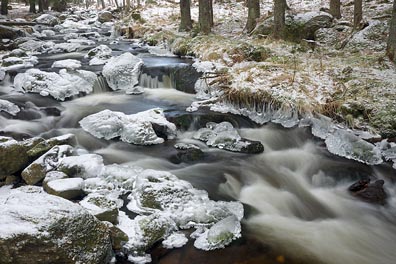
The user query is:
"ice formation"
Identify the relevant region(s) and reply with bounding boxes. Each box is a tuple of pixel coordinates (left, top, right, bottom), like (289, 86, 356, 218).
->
(325, 130, 383, 165)
(0, 99, 20, 116)
(85, 45, 112, 65)
(193, 121, 264, 153)
(79, 108, 176, 145)
(102, 52, 143, 91)
(51, 59, 82, 70)
(14, 68, 97, 101)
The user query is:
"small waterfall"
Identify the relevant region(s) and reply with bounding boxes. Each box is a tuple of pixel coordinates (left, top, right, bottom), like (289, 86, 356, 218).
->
(139, 73, 176, 89)
(92, 75, 111, 94)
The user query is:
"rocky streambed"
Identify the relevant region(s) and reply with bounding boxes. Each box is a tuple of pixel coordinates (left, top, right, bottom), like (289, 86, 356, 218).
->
(1, 7, 396, 264)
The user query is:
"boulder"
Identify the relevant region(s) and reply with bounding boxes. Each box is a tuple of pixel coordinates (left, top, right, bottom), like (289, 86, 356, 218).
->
(253, 11, 333, 42)
(26, 134, 76, 158)
(79, 108, 176, 145)
(57, 154, 104, 179)
(85, 44, 112, 66)
(98, 11, 113, 23)
(44, 177, 85, 200)
(0, 186, 113, 264)
(80, 193, 119, 224)
(348, 179, 387, 205)
(34, 14, 59, 26)
(14, 68, 97, 101)
(43, 171, 68, 189)
(0, 25, 26, 40)
(106, 223, 129, 251)
(21, 145, 73, 185)
(0, 137, 44, 176)
(0, 99, 20, 116)
(102, 52, 143, 91)
(51, 59, 82, 70)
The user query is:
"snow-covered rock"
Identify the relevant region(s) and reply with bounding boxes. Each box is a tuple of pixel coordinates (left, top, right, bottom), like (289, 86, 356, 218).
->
(50, 42, 81, 53)
(80, 193, 119, 224)
(42, 171, 68, 189)
(34, 14, 59, 26)
(57, 154, 104, 179)
(0, 99, 20, 116)
(14, 68, 97, 101)
(21, 145, 73, 185)
(0, 186, 113, 263)
(346, 20, 389, 52)
(85, 44, 112, 65)
(0, 68, 5, 81)
(51, 59, 82, 70)
(102, 52, 143, 91)
(193, 122, 264, 153)
(44, 177, 85, 200)
(79, 108, 176, 145)
(325, 130, 383, 165)
(67, 38, 95, 45)
(41, 29, 56, 37)
(19, 39, 55, 53)
(1, 55, 38, 71)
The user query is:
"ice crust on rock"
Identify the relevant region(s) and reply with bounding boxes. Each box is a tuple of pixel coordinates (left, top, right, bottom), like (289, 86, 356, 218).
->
(58, 153, 104, 179)
(34, 14, 59, 26)
(0, 99, 20, 116)
(0, 68, 5, 81)
(102, 52, 143, 91)
(162, 232, 188, 249)
(14, 68, 97, 101)
(51, 59, 82, 70)
(85, 45, 112, 65)
(193, 121, 264, 153)
(79, 108, 176, 145)
(325, 130, 383, 165)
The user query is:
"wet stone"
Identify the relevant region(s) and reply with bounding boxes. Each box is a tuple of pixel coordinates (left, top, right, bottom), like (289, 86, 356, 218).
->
(349, 179, 387, 205)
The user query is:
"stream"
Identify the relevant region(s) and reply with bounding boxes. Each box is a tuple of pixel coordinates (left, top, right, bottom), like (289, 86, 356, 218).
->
(1, 10, 396, 264)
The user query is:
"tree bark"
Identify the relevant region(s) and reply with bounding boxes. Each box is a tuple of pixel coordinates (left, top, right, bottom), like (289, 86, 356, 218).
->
(209, 0, 213, 27)
(330, 0, 341, 19)
(43, 0, 49, 10)
(125, 0, 130, 11)
(38, 0, 43, 12)
(199, 0, 211, 34)
(354, 0, 362, 29)
(245, 0, 260, 33)
(273, 0, 285, 39)
(29, 0, 36, 13)
(179, 0, 192, 32)
(387, 0, 396, 62)
(1, 0, 8, 15)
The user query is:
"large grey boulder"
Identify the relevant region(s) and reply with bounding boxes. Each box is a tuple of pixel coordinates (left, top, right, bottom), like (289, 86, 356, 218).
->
(253, 11, 333, 42)
(0, 186, 113, 264)
(0, 25, 26, 40)
(98, 11, 113, 23)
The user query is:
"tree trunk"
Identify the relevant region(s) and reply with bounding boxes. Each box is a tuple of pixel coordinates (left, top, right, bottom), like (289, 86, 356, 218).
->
(126, 0, 130, 11)
(354, 0, 362, 29)
(29, 0, 36, 13)
(209, 0, 213, 27)
(101, 0, 105, 8)
(43, 0, 49, 10)
(179, 0, 192, 32)
(38, 0, 43, 12)
(1, 0, 8, 15)
(199, 0, 211, 34)
(245, 0, 260, 33)
(387, 0, 396, 62)
(330, 0, 341, 19)
(273, 0, 285, 39)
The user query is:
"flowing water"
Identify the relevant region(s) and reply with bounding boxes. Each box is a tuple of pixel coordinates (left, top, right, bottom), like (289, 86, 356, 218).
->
(1, 20, 396, 264)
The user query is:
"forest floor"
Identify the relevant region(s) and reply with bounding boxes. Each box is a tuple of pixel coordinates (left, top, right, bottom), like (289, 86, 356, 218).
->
(123, 0, 396, 139)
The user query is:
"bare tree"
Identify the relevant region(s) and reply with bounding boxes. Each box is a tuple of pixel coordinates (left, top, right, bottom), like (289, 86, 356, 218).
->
(273, 0, 286, 39)
(179, 0, 192, 32)
(38, 0, 43, 12)
(387, 0, 396, 62)
(330, 0, 341, 19)
(354, 0, 362, 29)
(199, 0, 212, 34)
(245, 0, 260, 33)
(1, 0, 8, 15)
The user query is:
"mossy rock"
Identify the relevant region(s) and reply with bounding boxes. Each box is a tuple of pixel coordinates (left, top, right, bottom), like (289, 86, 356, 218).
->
(80, 194, 119, 224)
(0, 137, 43, 176)
(27, 134, 76, 158)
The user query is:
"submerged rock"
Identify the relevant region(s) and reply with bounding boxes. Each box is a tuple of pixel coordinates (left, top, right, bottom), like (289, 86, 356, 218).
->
(102, 52, 143, 91)
(0, 186, 113, 264)
(194, 122, 264, 154)
(170, 143, 204, 164)
(348, 179, 387, 205)
(79, 108, 176, 145)
(14, 68, 97, 101)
